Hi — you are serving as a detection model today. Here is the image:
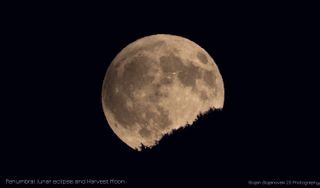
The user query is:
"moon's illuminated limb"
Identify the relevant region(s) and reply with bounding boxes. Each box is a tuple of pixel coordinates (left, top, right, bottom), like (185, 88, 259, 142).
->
(102, 34, 224, 150)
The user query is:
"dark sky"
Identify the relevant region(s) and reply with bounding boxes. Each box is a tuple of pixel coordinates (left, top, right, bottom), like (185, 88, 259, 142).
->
(1, 1, 319, 187)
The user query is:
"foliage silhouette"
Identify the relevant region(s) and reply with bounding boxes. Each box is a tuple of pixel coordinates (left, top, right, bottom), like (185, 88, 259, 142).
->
(139, 107, 226, 153)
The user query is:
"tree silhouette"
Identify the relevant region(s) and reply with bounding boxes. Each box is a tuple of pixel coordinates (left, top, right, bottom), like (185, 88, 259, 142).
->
(139, 107, 224, 153)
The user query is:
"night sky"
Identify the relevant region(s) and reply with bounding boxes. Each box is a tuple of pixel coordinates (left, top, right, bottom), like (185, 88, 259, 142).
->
(1, 1, 319, 187)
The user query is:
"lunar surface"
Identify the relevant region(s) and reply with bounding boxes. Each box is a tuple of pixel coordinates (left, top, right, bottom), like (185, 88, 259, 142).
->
(102, 34, 224, 150)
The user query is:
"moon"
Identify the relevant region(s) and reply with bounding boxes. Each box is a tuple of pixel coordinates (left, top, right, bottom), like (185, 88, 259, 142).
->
(102, 34, 224, 150)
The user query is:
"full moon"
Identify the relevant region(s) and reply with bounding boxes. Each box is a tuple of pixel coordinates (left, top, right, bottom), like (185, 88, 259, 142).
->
(102, 34, 224, 150)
